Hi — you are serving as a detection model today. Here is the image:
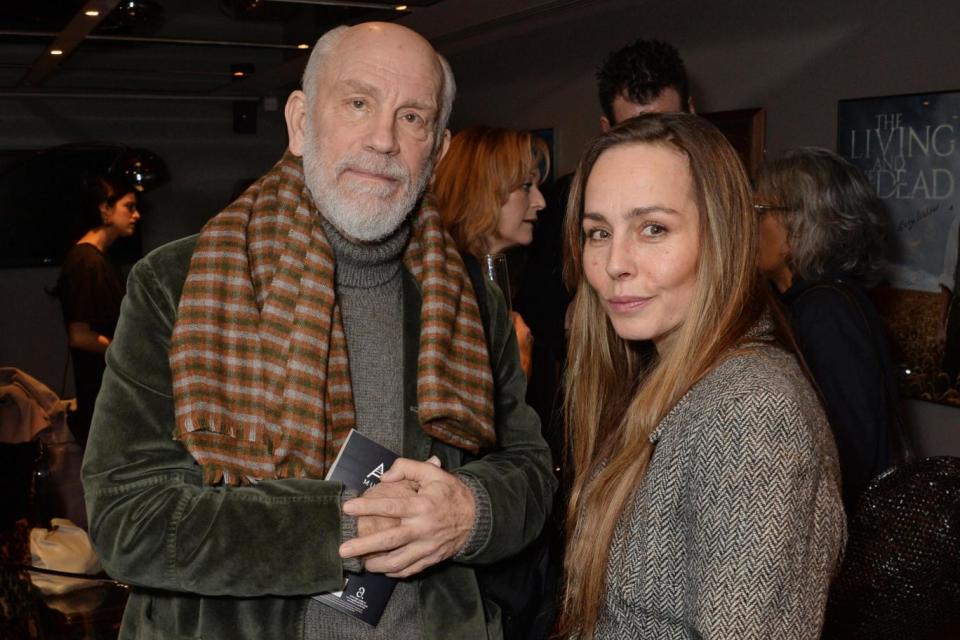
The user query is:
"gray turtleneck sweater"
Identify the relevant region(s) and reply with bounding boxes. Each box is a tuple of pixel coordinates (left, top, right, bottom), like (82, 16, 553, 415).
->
(304, 219, 420, 640)
(304, 219, 494, 639)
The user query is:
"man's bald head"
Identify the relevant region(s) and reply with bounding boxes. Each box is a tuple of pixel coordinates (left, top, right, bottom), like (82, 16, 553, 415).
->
(284, 22, 455, 242)
(301, 22, 456, 146)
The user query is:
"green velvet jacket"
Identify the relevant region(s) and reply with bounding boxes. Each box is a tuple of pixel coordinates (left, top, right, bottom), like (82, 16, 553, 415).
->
(81, 235, 556, 639)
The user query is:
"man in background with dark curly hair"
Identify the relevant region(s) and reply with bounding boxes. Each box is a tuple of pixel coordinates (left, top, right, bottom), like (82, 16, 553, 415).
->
(596, 39, 694, 129)
(516, 38, 695, 457)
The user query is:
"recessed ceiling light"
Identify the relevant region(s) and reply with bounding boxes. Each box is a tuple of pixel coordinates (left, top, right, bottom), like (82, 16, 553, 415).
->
(50, 49, 64, 56)
(233, 71, 246, 77)
(84, 9, 100, 16)
(267, 0, 412, 10)
(297, 43, 310, 49)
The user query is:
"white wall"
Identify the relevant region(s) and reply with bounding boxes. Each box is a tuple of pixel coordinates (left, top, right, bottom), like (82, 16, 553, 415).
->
(439, 0, 960, 454)
(443, 0, 960, 173)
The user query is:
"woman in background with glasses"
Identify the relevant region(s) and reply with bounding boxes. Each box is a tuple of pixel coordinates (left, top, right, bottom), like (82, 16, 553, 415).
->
(755, 147, 898, 513)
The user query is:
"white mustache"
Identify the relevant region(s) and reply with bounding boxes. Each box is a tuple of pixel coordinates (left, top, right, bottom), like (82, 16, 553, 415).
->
(335, 153, 408, 182)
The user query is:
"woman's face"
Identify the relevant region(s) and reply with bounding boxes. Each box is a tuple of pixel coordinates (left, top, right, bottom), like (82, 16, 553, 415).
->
(102, 192, 140, 236)
(754, 195, 792, 290)
(487, 173, 545, 254)
(581, 143, 700, 350)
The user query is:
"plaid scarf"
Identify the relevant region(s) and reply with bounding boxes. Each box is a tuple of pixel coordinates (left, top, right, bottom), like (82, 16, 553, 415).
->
(169, 151, 495, 485)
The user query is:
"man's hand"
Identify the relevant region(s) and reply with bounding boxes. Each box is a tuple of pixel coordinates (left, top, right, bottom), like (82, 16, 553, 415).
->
(512, 311, 534, 378)
(355, 480, 417, 538)
(339, 458, 476, 578)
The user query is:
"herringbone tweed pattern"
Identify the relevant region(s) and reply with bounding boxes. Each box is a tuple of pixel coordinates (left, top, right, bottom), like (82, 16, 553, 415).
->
(595, 344, 846, 639)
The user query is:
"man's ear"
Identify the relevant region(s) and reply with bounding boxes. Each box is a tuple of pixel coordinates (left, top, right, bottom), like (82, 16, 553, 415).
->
(599, 115, 612, 132)
(687, 96, 696, 114)
(436, 129, 451, 163)
(427, 130, 452, 188)
(285, 90, 308, 156)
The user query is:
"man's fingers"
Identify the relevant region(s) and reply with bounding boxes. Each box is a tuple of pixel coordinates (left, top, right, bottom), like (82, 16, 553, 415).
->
(356, 515, 398, 538)
(385, 549, 448, 579)
(342, 495, 415, 518)
(380, 457, 446, 483)
(363, 540, 434, 576)
(341, 457, 472, 577)
(361, 478, 418, 499)
(339, 524, 415, 559)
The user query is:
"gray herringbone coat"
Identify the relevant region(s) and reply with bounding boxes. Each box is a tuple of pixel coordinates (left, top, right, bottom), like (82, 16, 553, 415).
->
(594, 341, 846, 639)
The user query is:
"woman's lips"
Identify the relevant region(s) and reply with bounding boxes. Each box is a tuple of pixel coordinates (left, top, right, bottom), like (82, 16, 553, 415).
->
(606, 296, 652, 312)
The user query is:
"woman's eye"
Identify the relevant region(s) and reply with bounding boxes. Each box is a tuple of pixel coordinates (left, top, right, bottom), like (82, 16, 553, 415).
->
(640, 223, 667, 238)
(521, 182, 534, 193)
(584, 227, 610, 242)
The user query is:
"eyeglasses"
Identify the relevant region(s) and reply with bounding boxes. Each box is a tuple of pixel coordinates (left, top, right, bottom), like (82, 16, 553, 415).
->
(753, 203, 792, 213)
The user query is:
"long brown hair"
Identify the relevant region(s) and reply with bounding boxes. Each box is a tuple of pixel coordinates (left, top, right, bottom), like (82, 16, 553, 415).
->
(432, 125, 549, 257)
(559, 113, 772, 637)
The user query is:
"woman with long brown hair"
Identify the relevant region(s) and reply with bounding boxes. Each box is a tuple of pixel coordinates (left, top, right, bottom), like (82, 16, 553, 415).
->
(559, 113, 845, 638)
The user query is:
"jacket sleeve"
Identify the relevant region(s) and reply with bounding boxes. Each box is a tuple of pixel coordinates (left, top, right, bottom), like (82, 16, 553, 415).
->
(82, 248, 348, 598)
(790, 287, 890, 510)
(453, 280, 558, 564)
(685, 389, 843, 639)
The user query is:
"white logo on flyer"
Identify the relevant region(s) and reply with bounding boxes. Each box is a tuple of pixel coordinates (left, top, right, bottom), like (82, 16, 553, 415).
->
(365, 463, 385, 482)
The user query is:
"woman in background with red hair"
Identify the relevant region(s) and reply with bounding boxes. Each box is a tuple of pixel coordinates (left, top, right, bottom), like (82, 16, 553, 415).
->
(433, 126, 549, 377)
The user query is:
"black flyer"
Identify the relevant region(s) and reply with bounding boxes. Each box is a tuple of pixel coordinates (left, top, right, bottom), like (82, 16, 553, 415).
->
(312, 429, 399, 626)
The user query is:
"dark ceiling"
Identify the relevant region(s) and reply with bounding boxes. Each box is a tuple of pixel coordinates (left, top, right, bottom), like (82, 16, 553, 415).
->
(0, 0, 609, 101)
(0, 0, 445, 98)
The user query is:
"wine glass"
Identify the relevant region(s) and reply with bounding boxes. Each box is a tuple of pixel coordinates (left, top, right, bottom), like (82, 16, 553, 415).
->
(483, 253, 511, 311)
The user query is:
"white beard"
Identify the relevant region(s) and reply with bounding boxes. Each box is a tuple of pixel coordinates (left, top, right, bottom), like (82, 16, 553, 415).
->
(301, 117, 433, 242)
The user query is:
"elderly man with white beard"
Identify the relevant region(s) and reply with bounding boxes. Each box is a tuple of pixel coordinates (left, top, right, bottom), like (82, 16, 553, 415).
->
(81, 22, 555, 640)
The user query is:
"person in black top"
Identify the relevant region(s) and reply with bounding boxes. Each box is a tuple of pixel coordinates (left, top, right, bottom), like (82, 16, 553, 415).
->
(56, 175, 140, 446)
(755, 147, 897, 512)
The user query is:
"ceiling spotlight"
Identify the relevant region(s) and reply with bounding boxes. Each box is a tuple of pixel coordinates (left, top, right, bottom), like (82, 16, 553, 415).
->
(85, 9, 101, 16)
(297, 43, 310, 49)
(266, 1, 413, 10)
(50, 49, 64, 56)
(100, 0, 164, 34)
(231, 63, 255, 81)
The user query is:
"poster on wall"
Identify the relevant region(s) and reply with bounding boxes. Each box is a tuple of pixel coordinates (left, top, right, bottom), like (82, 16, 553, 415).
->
(838, 91, 960, 406)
